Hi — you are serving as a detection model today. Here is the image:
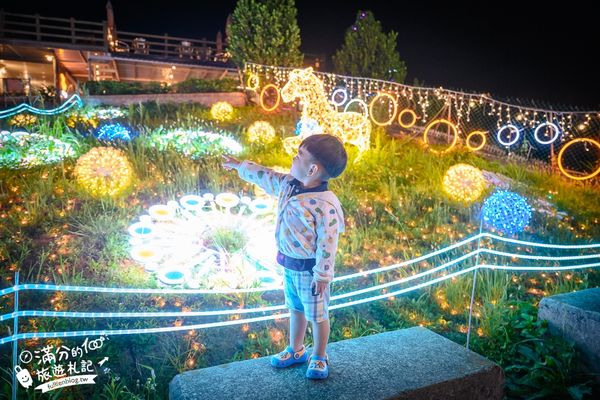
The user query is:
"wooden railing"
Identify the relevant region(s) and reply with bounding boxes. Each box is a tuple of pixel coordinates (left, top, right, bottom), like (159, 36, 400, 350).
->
(0, 10, 107, 50)
(0, 10, 229, 62)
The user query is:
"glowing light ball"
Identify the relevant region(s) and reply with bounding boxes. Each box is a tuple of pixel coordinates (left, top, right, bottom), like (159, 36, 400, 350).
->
(9, 114, 37, 127)
(0, 130, 77, 169)
(210, 101, 234, 121)
(482, 191, 532, 235)
(95, 123, 133, 141)
(247, 121, 276, 144)
(74, 147, 134, 197)
(147, 128, 242, 159)
(128, 192, 281, 289)
(442, 163, 487, 204)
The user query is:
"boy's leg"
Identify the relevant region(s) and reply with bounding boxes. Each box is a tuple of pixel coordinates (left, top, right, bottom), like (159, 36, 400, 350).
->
(290, 309, 308, 351)
(311, 318, 330, 357)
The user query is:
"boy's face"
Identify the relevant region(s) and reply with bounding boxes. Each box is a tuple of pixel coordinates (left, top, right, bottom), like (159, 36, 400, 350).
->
(290, 145, 320, 181)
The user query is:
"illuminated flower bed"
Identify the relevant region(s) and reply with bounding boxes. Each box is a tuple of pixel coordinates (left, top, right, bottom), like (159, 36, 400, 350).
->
(128, 192, 281, 288)
(94, 122, 135, 141)
(0, 130, 77, 169)
(146, 128, 242, 158)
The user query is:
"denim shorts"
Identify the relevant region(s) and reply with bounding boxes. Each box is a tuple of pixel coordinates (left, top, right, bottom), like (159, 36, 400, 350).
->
(283, 268, 330, 323)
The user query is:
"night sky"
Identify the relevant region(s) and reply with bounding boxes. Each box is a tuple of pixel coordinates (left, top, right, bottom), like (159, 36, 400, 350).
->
(5, 1, 599, 108)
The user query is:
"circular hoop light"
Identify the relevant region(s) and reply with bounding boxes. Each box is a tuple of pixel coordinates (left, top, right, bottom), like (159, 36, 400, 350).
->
(368, 92, 398, 126)
(496, 124, 521, 146)
(557, 138, 600, 180)
(466, 130, 487, 151)
(246, 73, 259, 91)
(398, 109, 417, 129)
(423, 119, 459, 154)
(330, 88, 348, 107)
(534, 122, 561, 144)
(259, 84, 281, 112)
(343, 98, 369, 129)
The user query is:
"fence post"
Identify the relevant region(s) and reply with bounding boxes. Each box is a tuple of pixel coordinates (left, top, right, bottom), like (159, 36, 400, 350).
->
(35, 14, 41, 41)
(0, 9, 5, 39)
(466, 219, 483, 350)
(11, 271, 19, 400)
(70, 17, 76, 44)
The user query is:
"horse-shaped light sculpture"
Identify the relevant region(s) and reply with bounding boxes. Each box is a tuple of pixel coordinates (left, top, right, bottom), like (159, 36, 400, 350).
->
(280, 67, 371, 156)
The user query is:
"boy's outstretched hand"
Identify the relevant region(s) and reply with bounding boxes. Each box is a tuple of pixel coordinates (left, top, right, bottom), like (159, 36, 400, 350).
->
(222, 154, 241, 171)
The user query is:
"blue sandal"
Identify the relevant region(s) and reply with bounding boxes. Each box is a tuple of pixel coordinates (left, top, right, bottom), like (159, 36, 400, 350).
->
(270, 345, 307, 368)
(306, 354, 329, 379)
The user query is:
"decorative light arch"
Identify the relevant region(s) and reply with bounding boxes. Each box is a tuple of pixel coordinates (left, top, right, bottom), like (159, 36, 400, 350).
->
(259, 84, 281, 112)
(368, 92, 398, 126)
(423, 119, 459, 154)
(557, 138, 600, 180)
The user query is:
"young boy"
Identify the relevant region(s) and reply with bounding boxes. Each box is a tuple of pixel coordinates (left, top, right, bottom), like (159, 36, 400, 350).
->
(222, 134, 347, 380)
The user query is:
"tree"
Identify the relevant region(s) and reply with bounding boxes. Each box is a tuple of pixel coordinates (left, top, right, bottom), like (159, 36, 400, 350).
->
(228, 0, 303, 67)
(333, 11, 407, 83)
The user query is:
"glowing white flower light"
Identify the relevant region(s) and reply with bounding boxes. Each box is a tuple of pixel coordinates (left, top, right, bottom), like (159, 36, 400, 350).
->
(128, 192, 281, 289)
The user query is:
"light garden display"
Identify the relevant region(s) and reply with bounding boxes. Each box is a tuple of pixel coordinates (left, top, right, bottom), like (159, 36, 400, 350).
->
(246, 62, 600, 180)
(74, 147, 135, 197)
(442, 164, 487, 204)
(128, 192, 281, 289)
(0, 130, 77, 169)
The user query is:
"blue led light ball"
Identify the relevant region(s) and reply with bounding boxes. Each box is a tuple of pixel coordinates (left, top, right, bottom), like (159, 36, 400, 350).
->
(482, 190, 532, 235)
(95, 123, 133, 141)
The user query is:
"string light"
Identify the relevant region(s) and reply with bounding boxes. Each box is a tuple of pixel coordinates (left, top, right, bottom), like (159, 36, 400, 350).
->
(280, 67, 371, 155)
(482, 191, 532, 235)
(0, 94, 83, 119)
(442, 164, 487, 204)
(0, 130, 77, 169)
(423, 119, 458, 154)
(259, 84, 281, 112)
(210, 101, 234, 122)
(74, 147, 135, 197)
(466, 130, 487, 151)
(247, 121, 276, 144)
(557, 138, 600, 180)
(369, 92, 397, 126)
(533, 122, 561, 145)
(397, 109, 417, 129)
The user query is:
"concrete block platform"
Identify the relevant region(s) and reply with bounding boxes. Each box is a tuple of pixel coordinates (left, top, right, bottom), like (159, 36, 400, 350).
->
(170, 326, 504, 400)
(538, 287, 600, 378)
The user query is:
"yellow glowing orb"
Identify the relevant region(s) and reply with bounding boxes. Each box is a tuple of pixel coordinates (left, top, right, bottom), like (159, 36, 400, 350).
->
(247, 120, 276, 143)
(210, 101, 234, 121)
(74, 147, 134, 197)
(442, 163, 487, 204)
(557, 138, 600, 180)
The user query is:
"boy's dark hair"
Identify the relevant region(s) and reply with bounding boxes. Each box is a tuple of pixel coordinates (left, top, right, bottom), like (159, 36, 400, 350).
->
(300, 134, 348, 179)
